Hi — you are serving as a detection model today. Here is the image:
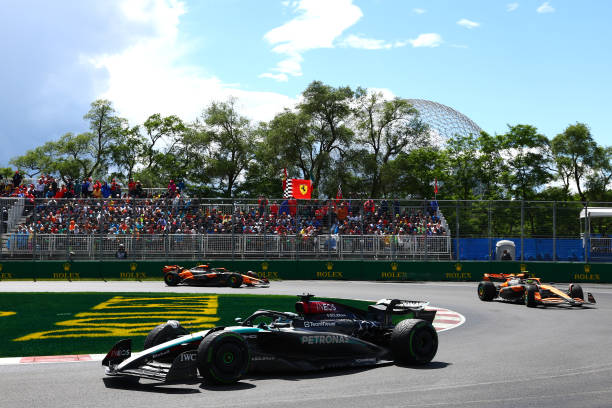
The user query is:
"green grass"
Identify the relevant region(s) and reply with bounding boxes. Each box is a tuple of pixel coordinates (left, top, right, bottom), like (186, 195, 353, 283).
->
(0, 293, 371, 357)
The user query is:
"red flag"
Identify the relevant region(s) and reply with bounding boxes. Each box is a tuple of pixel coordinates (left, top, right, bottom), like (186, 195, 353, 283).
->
(291, 179, 312, 199)
(434, 178, 438, 194)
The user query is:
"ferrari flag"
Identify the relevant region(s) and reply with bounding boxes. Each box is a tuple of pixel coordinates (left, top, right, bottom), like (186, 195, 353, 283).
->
(291, 179, 312, 199)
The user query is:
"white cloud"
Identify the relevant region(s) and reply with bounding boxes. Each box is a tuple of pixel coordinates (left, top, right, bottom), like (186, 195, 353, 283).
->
(409, 33, 443, 48)
(457, 18, 480, 29)
(537, 2, 555, 13)
(260, 0, 363, 81)
(88, 0, 297, 125)
(413, 8, 426, 14)
(341, 34, 393, 50)
(506, 3, 519, 12)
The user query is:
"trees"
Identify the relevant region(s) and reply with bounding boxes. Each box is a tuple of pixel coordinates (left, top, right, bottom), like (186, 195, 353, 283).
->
(352, 89, 430, 197)
(551, 123, 599, 202)
(500, 124, 552, 201)
(196, 98, 254, 197)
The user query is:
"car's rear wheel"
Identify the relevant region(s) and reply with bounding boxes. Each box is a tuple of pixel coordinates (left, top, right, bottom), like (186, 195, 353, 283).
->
(524, 285, 537, 307)
(568, 283, 584, 300)
(229, 273, 243, 288)
(197, 331, 250, 384)
(144, 320, 190, 350)
(390, 319, 438, 365)
(477, 281, 497, 301)
(164, 272, 180, 286)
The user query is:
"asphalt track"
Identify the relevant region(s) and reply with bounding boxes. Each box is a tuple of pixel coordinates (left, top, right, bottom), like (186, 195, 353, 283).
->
(2, 280, 612, 408)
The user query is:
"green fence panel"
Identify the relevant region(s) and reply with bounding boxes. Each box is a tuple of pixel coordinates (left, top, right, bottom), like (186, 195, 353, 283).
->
(0, 260, 611, 283)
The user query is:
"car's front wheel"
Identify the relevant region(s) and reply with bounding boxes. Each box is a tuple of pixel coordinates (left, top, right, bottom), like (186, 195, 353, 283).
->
(197, 331, 250, 384)
(390, 319, 438, 365)
(477, 281, 497, 301)
(144, 320, 190, 350)
(568, 283, 584, 300)
(524, 285, 537, 307)
(229, 273, 243, 288)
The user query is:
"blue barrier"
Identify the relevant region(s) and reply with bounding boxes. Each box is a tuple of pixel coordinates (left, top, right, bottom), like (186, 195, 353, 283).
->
(454, 238, 585, 261)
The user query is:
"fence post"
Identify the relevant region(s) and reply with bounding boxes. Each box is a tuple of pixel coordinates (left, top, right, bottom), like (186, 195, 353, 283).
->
(584, 202, 589, 263)
(552, 201, 556, 262)
(455, 203, 460, 261)
(520, 200, 524, 262)
(488, 201, 492, 261)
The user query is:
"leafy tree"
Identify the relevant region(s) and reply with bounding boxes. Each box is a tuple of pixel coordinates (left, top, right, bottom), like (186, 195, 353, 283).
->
(142, 114, 186, 170)
(296, 81, 354, 193)
(83, 99, 126, 178)
(110, 126, 144, 182)
(500, 124, 552, 201)
(352, 89, 429, 197)
(196, 98, 254, 197)
(551, 123, 599, 202)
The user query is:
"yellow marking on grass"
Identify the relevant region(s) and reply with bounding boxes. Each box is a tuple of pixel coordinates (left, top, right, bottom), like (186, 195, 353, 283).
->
(0, 311, 16, 317)
(15, 295, 219, 341)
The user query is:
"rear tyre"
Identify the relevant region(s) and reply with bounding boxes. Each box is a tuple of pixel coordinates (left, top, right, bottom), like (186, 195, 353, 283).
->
(197, 331, 250, 384)
(391, 319, 438, 365)
(229, 274, 243, 288)
(568, 283, 584, 300)
(477, 281, 497, 301)
(164, 272, 180, 286)
(524, 285, 537, 308)
(144, 320, 190, 350)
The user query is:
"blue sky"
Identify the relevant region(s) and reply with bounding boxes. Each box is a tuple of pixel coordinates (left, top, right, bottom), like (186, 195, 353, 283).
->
(1, 0, 611, 167)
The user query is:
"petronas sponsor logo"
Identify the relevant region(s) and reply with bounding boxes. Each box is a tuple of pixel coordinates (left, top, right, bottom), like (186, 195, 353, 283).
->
(301, 335, 349, 345)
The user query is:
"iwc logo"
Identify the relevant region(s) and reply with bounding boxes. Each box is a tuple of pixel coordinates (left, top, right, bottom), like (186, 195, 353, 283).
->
(261, 262, 269, 271)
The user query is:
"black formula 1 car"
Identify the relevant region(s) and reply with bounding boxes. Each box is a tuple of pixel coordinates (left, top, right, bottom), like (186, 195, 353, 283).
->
(162, 264, 269, 288)
(102, 294, 438, 384)
(477, 272, 596, 307)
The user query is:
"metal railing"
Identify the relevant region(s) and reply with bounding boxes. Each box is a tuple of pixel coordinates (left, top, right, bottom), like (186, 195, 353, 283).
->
(1, 197, 611, 262)
(1, 233, 452, 260)
(1, 198, 25, 235)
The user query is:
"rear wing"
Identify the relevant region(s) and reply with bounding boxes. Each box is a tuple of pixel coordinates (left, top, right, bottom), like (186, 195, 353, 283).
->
(373, 299, 436, 324)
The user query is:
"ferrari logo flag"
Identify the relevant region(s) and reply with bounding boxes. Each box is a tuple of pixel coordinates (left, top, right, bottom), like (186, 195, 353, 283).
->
(291, 179, 312, 199)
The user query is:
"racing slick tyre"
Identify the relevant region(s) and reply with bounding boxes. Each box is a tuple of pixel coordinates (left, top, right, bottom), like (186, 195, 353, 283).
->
(390, 319, 438, 365)
(144, 320, 190, 350)
(477, 281, 497, 301)
(524, 285, 537, 308)
(229, 273, 243, 288)
(164, 272, 180, 286)
(197, 331, 250, 384)
(568, 283, 584, 300)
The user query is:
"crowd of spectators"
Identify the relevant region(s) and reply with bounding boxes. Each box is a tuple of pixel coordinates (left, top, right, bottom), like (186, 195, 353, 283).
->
(3, 171, 447, 240)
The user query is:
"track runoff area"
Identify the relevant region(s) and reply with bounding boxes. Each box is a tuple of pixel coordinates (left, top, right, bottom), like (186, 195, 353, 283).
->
(1, 280, 611, 408)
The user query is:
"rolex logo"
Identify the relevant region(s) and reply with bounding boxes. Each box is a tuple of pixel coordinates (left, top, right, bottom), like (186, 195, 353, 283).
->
(455, 263, 462, 272)
(391, 262, 398, 271)
(262, 262, 269, 271)
(326, 262, 333, 271)
(63, 263, 71, 272)
(584, 264, 591, 273)
(130, 263, 138, 272)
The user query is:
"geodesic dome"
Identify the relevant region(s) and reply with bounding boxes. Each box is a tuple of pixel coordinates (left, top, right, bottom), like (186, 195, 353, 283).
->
(406, 99, 483, 141)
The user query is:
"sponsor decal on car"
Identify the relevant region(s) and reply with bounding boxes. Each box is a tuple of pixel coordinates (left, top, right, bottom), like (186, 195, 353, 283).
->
(303, 320, 336, 328)
(301, 335, 349, 345)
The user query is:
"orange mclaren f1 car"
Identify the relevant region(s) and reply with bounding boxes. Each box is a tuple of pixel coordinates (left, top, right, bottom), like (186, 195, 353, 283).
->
(477, 272, 595, 307)
(162, 264, 270, 288)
